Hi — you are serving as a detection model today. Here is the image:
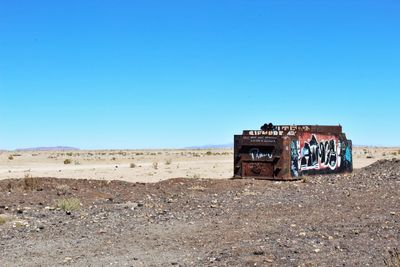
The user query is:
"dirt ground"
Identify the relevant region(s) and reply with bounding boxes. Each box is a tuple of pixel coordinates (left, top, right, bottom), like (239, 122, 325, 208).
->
(1, 158, 399, 266)
(1, 147, 399, 183)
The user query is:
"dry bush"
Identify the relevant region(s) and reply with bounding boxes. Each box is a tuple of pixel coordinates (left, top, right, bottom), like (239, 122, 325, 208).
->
(0, 215, 8, 225)
(23, 177, 39, 190)
(130, 163, 136, 168)
(8, 155, 14, 160)
(64, 159, 72, 164)
(152, 162, 158, 169)
(57, 197, 81, 211)
(165, 159, 172, 165)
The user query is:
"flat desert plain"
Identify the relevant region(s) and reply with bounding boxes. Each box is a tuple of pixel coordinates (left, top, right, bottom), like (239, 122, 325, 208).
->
(1, 147, 400, 266)
(1, 147, 399, 182)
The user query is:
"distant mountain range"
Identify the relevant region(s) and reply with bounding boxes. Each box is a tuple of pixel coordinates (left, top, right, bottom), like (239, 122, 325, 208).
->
(4, 144, 233, 151)
(185, 143, 233, 149)
(15, 146, 80, 151)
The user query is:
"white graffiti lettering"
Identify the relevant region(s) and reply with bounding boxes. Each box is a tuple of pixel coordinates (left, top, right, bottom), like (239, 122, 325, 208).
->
(249, 148, 273, 160)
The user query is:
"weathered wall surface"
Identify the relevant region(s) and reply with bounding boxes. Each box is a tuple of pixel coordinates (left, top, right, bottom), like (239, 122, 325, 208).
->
(290, 133, 352, 177)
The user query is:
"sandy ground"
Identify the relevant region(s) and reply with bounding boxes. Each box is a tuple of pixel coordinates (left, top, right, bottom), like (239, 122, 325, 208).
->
(0, 159, 399, 266)
(0, 147, 399, 183)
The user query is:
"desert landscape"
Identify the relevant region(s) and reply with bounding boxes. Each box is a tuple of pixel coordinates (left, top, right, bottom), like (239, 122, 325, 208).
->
(1, 147, 399, 183)
(0, 147, 399, 266)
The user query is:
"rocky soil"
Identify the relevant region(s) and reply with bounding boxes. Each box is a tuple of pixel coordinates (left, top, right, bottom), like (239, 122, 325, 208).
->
(1, 159, 400, 266)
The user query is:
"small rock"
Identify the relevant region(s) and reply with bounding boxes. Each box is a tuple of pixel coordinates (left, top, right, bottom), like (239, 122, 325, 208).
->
(63, 257, 73, 263)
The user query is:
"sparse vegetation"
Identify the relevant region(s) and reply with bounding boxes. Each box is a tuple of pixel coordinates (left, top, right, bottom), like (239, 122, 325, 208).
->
(130, 163, 136, 168)
(165, 159, 172, 165)
(193, 174, 201, 179)
(8, 155, 14, 160)
(13, 221, 25, 228)
(23, 176, 39, 190)
(206, 151, 212, 155)
(64, 159, 72, 164)
(152, 162, 158, 169)
(0, 215, 8, 225)
(57, 197, 81, 211)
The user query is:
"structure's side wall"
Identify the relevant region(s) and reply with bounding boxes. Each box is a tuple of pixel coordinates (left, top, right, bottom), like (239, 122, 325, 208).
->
(290, 132, 353, 177)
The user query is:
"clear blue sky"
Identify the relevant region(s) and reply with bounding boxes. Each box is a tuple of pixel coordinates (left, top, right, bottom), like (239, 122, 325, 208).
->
(0, 0, 399, 149)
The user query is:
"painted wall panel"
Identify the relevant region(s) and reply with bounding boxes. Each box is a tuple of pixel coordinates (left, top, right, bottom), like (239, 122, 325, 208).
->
(291, 133, 352, 177)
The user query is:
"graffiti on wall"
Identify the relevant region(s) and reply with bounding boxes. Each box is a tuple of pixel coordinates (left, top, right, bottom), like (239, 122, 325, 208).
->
(249, 148, 273, 160)
(291, 133, 352, 177)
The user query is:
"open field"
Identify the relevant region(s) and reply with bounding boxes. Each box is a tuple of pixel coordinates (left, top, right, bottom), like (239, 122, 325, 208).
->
(0, 159, 399, 266)
(1, 147, 399, 183)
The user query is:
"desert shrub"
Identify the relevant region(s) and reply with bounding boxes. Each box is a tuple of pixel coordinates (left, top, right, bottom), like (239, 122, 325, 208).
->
(165, 159, 172, 165)
(130, 163, 136, 168)
(206, 151, 212, 156)
(0, 215, 8, 225)
(66, 152, 73, 156)
(64, 159, 72, 164)
(152, 162, 158, 169)
(193, 174, 201, 179)
(57, 197, 81, 211)
(8, 155, 14, 160)
(23, 177, 39, 190)
(111, 157, 116, 161)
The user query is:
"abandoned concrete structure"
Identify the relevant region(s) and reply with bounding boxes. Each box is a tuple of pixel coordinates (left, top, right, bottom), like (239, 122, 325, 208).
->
(234, 123, 353, 180)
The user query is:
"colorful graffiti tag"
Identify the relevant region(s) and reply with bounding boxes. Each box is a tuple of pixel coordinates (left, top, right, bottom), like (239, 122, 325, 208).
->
(291, 133, 352, 177)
